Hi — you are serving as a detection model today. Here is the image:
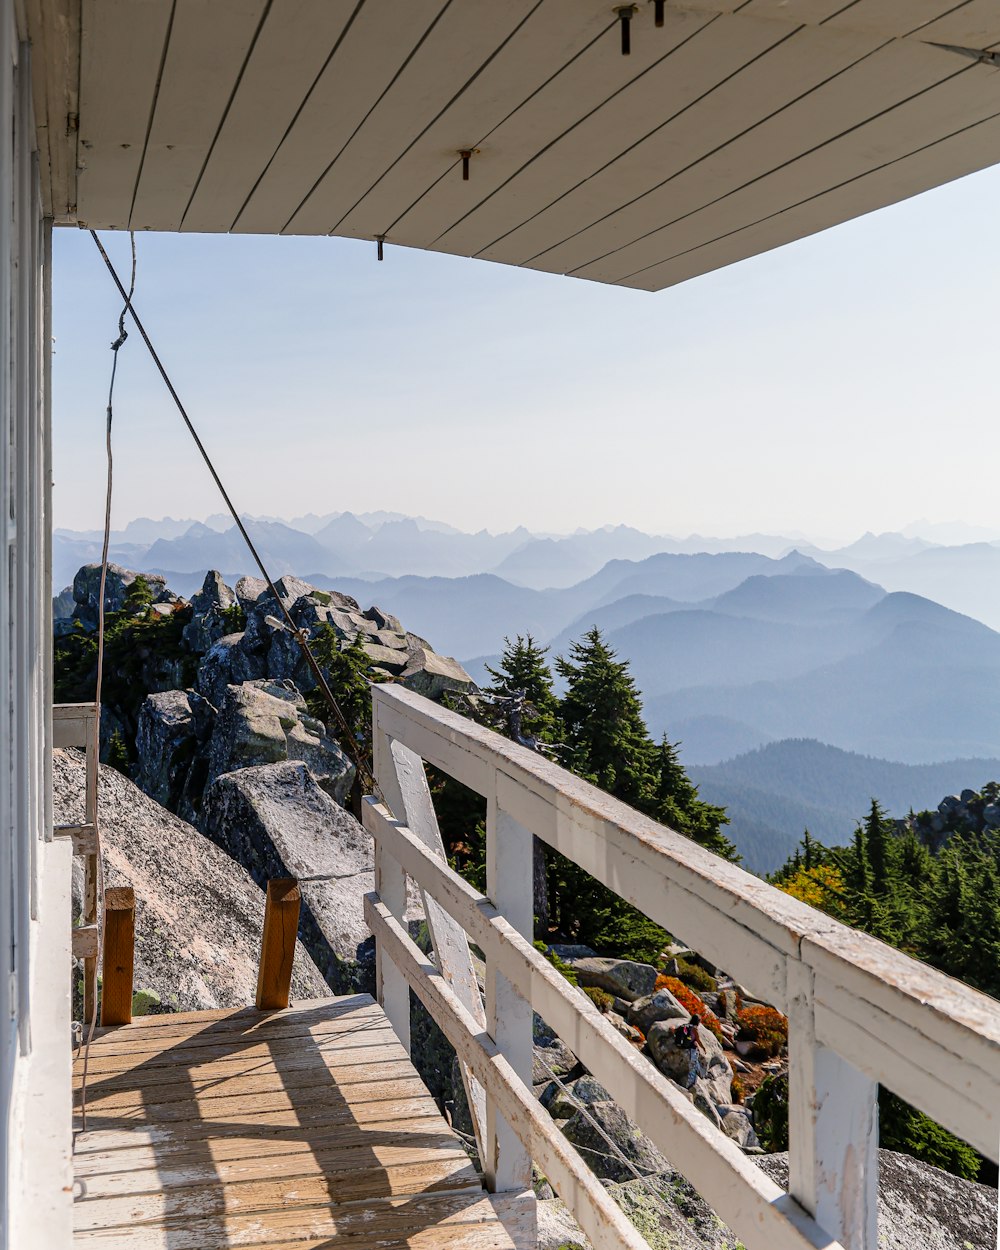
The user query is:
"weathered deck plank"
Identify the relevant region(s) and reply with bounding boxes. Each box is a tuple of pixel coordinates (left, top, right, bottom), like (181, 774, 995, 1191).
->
(72, 995, 525, 1250)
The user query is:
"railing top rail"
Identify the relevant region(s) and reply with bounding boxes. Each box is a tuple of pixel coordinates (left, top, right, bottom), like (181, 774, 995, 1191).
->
(373, 683, 1000, 1162)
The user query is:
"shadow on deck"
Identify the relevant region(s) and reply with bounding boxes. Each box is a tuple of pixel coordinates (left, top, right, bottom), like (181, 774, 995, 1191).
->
(72, 994, 531, 1250)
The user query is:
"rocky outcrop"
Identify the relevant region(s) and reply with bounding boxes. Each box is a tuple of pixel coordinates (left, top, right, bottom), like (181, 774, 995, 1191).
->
(133, 689, 197, 810)
(182, 569, 237, 653)
(205, 679, 354, 804)
(55, 748, 327, 1012)
(200, 760, 375, 992)
(902, 779, 1000, 849)
(72, 563, 170, 628)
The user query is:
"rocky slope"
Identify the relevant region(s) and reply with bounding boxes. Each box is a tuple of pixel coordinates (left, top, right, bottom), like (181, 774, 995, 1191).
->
(55, 748, 328, 1012)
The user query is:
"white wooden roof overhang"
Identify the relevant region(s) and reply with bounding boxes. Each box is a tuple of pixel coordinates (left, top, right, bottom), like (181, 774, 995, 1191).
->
(25, 0, 1000, 291)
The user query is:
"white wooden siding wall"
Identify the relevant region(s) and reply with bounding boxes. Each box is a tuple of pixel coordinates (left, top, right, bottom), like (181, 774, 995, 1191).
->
(0, 2, 68, 1245)
(368, 684, 1000, 1250)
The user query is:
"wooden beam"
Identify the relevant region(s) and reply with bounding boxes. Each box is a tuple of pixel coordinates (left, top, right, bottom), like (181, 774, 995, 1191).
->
(100, 887, 135, 1027)
(256, 878, 300, 1011)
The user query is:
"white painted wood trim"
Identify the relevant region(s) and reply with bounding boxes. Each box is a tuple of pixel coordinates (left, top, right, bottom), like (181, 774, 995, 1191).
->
(363, 799, 842, 1250)
(372, 700, 488, 1157)
(484, 797, 533, 1193)
(371, 685, 1000, 1161)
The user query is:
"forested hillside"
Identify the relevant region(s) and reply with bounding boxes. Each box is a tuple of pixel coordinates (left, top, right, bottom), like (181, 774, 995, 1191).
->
(691, 739, 1000, 874)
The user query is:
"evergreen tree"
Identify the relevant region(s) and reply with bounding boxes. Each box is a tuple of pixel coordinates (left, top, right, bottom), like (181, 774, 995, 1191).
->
(483, 634, 561, 746)
(864, 798, 895, 896)
(650, 735, 739, 862)
(556, 628, 655, 808)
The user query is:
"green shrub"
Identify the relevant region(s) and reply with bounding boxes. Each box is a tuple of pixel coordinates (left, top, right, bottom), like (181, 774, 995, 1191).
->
(752, 1073, 789, 1151)
(674, 957, 716, 994)
(581, 985, 613, 1012)
(879, 1090, 982, 1182)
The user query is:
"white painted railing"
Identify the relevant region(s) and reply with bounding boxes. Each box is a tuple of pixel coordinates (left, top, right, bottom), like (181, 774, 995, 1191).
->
(363, 684, 1000, 1250)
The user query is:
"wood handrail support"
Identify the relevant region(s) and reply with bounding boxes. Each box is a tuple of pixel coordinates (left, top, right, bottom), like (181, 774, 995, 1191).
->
(100, 886, 135, 1026)
(256, 878, 300, 1011)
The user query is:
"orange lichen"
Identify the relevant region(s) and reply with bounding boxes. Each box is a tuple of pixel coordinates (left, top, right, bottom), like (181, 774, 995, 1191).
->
(655, 974, 723, 1040)
(735, 1004, 788, 1058)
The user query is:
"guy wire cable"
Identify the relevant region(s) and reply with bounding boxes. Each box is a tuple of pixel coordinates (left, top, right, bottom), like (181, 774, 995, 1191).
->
(88, 230, 374, 793)
(77, 232, 137, 1137)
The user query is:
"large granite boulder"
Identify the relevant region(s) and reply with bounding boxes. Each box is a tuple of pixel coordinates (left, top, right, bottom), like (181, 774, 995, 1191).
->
(54, 748, 327, 1012)
(133, 690, 196, 809)
(400, 646, 474, 699)
(201, 760, 374, 992)
(206, 679, 354, 803)
(571, 957, 658, 1003)
(627, 987, 687, 1034)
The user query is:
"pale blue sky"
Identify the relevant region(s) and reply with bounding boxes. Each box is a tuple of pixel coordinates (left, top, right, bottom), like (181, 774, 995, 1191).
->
(52, 161, 1000, 542)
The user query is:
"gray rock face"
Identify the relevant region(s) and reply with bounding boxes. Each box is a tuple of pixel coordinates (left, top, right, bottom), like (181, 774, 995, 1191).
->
(206, 679, 354, 804)
(719, 1104, 758, 1149)
(196, 633, 266, 708)
(561, 1097, 670, 1183)
(755, 1150, 997, 1250)
(627, 987, 687, 1034)
(55, 748, 327, 1012)
(400, 646, 474, 700)
(183, 570, 237, 653)
(133, 690, 196, 809)
(541, 1074, 612, 1120)
(571, 957, 658, 1002)
(201, 761, 374, 991)
(72, 563, 169, 628)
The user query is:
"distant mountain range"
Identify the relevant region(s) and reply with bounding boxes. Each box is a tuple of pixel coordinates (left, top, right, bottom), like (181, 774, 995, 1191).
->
(53, 509, 1000, 873)
(689, 739, 1000, 875)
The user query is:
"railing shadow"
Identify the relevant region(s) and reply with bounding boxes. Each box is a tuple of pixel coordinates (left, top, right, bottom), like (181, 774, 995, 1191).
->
(73, 995, 484, 1248)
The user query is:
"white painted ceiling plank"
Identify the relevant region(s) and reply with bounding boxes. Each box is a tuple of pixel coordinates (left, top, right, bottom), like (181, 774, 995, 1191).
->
(739, 0, 856, 22)
(182, 0, 357, 233)
(621, 109, 1000, 290)
(530, 38, 968, 277)
(333, 0, 615, 244)
(130, 0, 267, 231)
(823, 0, 968, 37)
(391, 5, 716, 253)
(77, 0, 172, 229)
(480, 22, 886, 267)
(908, 0, 1000, 49)
(579, 62, 1000, 283)
(234, 1, 449, 235)
(285, 1, 540, 236)
(431, 12, 783, 260)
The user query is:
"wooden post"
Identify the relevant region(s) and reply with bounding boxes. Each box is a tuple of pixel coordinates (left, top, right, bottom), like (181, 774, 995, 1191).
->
(100, 887, 135, 1026)
(256, 878, 300, 1010)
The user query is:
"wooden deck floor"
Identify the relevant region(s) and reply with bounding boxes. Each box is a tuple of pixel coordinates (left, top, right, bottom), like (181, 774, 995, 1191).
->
(72, 994, 530, 1250)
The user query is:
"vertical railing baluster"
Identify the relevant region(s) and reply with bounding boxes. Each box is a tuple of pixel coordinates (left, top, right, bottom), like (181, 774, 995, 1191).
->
(787, 961, 879, 1250)
(372, 701, 410, 1052)
(485, 796, 534, 1199)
